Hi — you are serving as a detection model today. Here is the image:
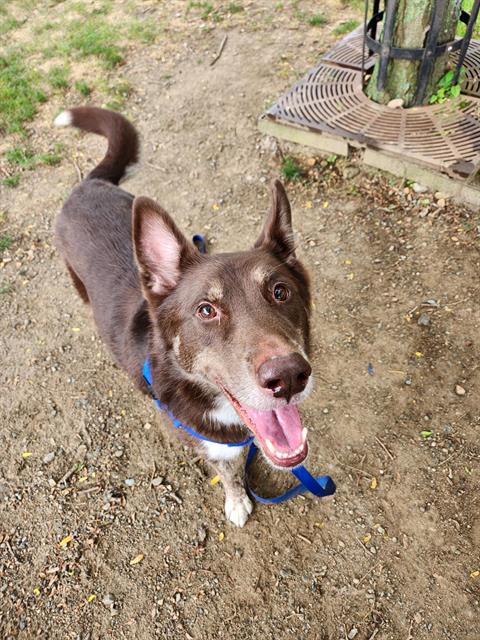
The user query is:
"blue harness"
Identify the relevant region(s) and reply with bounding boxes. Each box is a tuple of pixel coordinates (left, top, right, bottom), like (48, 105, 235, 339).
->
(142, 358, 336, 503)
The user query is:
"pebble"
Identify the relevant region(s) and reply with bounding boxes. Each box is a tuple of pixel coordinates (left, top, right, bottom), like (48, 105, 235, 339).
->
(151, 476, 164, 487)
(125, 478, 135, 487)
(348, 628, 359, 640)
(387, 98, 404, 109)
(102, 593, 115, 607)
(370, 546, 377, 555)
(417, 313, 430, 326)
(43, 451, 55, 464)
(414, 612, 422, 624)
(412, 182, 428, 193)
(455, 385, 466, 396)
(197, 527, 207, 543)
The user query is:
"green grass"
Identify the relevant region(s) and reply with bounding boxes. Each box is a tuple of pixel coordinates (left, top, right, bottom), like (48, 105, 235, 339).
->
(3, 175, 20, 187)
(308, 14, 327, 26)
(75, 80, 91, 96)
(333, 19, 359, 35)
(458, 1, 480, 39)
(281, 156, 303, 181)
(0, 52, 47, 134)
(48, 64, 70, 90)
(5, 143, 64, 170)
(64, 17, 124, 68)
(0, 235, 13, 252)
(104, 79, 133, 111)
(227, 2, 244, 13)
(5, 146, 35, 168)
(0, 16, 21, 36)
(127, 19, 159, 44)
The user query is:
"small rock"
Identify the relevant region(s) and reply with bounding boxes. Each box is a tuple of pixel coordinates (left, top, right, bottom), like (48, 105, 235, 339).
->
(124, 478, 135, 487)
(387, 98, 404, 109)
(323, 408, 329, 414)
(113, 449, 123, 458)
(412, 182, 428, 193)
(344, 166, 360, 179)
(197, 527, 207, 543)
(414, 612, 422, 624)
(348, 628, 359, 640)
(102, 593, 115, 607)
(417, 313, 430, 326)
(369, 546, 377, 555)
(436, 198, 446, 208)
(434, 191, 449, 201)
(43, 451, 55, 464)
(405, 377, 412, 386)
(455, 384, 466, 396)
(151, 476, 164, 487)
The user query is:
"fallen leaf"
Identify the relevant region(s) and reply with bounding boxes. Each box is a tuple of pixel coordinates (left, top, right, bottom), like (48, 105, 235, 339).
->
(323, 201, 329, 209)
(370, 477, 377, 490)
(33, 587, 41, 597)
(130, 554, 144, 565)
(415, 351, 423, 358)
(470, 570, 479, 578)
(87, 594, 96, 603)
(363, 533, 372, 543)
(305, 201, 313, 209)
(59, 534, 73, 548)
(209, 475, 221, 486)
(212, 203, 220, 211)
(22, 451, 33, 459)
(218, 532, 225, 542)
(306, 158, 316, 166)
(420, 431, 433, 438)
(72, 327, 80, 333)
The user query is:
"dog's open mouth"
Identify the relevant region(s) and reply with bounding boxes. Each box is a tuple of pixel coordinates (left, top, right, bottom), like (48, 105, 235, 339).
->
(220, 386, 308, 468)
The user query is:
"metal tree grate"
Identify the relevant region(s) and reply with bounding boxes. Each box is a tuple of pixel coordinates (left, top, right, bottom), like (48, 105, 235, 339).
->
(265, 29, 480, 179)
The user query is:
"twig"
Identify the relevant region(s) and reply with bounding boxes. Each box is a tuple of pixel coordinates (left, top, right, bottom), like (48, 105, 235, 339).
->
(297, 533, 312, 544)
(375, 436, 394, 460)
(58, 462, 79, 486)
(210, 34, 228, 66)
(71, 158, 83, 183)
(356, 561, 381, 587)
(5, 539, 20, 564)
(333, 454, 373, 478)
(146, 162, 165, 172)
(368, 629, 379, 640)
(438, 446, 464, 467)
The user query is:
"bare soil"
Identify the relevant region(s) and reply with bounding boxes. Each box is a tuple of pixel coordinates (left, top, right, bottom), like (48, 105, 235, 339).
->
(1, 2, 479, 639)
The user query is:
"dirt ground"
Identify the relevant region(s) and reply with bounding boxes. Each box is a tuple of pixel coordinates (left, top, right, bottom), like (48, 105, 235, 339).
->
(1, 2, 479, 639)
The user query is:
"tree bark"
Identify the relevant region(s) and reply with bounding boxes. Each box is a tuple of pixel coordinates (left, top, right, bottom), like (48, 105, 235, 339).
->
(366, 0, 462, 106)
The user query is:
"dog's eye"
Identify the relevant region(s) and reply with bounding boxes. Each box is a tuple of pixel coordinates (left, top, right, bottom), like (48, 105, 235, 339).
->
(273, 283, 290, 302)
(197, 303, 217, 320)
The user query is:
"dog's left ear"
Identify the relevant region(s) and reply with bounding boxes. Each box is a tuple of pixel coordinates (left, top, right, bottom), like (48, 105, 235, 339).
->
(133, 196, 198, 303)
(254, 179, 296, 262)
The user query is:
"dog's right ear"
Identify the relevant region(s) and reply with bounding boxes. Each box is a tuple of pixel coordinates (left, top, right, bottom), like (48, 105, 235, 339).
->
(133, 196, 198, 303)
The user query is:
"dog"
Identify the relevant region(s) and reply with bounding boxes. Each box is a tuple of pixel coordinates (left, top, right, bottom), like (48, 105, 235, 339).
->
(54, 107, 313, 527)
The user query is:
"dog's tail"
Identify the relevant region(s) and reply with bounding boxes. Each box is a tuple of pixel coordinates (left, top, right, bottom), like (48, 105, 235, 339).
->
(54, 107, 139, 185)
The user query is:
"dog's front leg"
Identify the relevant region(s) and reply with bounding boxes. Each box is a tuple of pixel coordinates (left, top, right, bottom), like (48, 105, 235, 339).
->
(205, 445, 253, 527)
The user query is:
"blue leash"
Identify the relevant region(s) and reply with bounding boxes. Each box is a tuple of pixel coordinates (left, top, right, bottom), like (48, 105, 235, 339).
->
(141, 233, 336, 504)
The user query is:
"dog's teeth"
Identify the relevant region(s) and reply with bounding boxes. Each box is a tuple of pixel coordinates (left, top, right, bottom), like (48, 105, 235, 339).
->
(302, 427, 308, 443)
(265, 439, 275, 454)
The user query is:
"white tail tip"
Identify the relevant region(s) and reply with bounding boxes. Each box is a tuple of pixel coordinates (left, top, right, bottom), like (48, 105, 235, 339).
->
(54, 110, 72, 127)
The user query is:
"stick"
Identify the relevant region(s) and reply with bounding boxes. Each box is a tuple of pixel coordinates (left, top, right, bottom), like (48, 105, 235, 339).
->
(210, 35, 228, 66)
(375, 436, 394, 460)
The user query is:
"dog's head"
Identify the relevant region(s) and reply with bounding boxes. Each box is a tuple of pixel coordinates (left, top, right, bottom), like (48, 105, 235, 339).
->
(133, 180, 312, 468)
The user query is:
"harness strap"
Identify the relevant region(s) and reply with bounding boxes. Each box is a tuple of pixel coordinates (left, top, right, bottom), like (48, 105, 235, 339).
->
(142, 357, 336, 503)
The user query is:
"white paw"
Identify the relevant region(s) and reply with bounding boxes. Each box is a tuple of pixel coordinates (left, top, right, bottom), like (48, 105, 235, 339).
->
(225, 493, 253, 527)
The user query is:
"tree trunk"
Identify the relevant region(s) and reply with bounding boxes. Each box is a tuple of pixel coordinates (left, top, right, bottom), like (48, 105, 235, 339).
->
(366, 0, 462, 107)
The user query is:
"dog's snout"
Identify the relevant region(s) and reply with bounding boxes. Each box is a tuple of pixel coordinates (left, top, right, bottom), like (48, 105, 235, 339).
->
(257, 353, 311, 402)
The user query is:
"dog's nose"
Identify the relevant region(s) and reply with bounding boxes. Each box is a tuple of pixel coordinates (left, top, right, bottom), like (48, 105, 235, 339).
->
(257, 353, 312, 402)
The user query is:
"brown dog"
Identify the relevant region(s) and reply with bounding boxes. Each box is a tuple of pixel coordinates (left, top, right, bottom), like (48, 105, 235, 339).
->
(54, 107, 313, 527)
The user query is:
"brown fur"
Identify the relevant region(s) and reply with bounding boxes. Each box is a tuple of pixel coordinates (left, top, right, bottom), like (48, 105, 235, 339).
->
(55, 107, 312, 526)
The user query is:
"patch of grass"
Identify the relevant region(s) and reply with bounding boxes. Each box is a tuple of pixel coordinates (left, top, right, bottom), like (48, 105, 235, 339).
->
(0, 52, 47, 134)
(333, 19, 359, 35)
(5, 146, 35, 168)
(65, 17, 124, 68)
(3, 175, 20, 187)
(74, 80, 91, 96)
(0, 235, 13, 252)
(104, 79, 133, 111)
(33, 21, 56, 35)
(307, 14, 327, 26)
(48, 64, 70, 90)
(281, 156, 303, 181)
(0, 283, 12, 294)
(227, 2, 244, 13)
(127, 19, 158, 44)
(5, 143, 64, 170)
(0, 16, 21, 36)
(187, 1, 223, 21)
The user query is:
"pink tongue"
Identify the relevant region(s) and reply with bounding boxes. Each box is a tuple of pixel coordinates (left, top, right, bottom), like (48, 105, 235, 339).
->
(241, 404, 303, 452)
